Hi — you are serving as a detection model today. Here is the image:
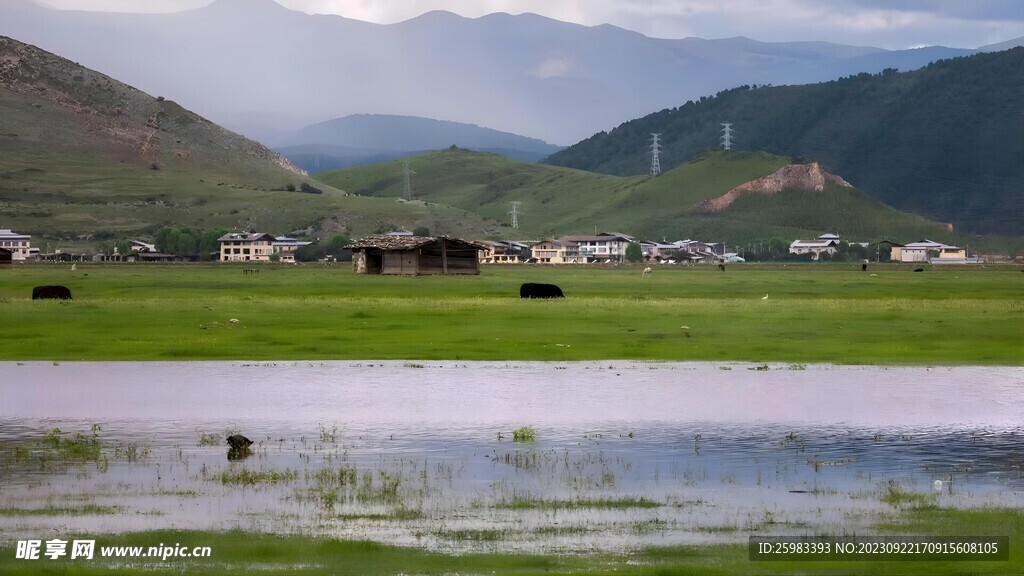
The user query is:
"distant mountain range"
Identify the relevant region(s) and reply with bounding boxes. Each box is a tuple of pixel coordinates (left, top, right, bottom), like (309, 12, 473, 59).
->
(274, 114, 563, 173)
(1, 0, 1020, 145)
(547, 48, 1024, 236)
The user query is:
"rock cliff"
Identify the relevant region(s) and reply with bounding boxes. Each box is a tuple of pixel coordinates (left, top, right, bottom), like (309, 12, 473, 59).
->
(693, 162, 852, 213)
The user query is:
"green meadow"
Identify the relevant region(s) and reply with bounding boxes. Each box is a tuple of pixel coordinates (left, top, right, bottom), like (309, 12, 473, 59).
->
(0, 262, 1020, 363)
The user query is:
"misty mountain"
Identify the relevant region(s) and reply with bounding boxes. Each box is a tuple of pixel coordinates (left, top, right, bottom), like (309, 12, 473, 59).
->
(2, 0, 1016, 145)
(0, 35, 512, 243)
(274, 114, 563, 172)
(546, 48, 1024, 235)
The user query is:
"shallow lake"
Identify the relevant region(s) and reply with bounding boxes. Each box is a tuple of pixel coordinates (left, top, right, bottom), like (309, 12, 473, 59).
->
(2, 361, 1022, 553)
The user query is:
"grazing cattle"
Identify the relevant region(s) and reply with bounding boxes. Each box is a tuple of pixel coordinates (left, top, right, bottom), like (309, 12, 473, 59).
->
(861, 263, 867, 271)
(718, 264, 725, 271)
(520, 283, 564, 299)
(642, 266, 652, 276)
(227, 434, 253, 450)
(32, 285, 72, 300)
(914, 268, 924, 272)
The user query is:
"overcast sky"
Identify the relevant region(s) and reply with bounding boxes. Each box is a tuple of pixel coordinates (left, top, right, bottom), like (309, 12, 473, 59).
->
(35, 0, 1024, 49)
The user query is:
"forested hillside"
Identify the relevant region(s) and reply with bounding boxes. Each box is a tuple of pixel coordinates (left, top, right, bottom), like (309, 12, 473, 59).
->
(546, 48, 1024, 235)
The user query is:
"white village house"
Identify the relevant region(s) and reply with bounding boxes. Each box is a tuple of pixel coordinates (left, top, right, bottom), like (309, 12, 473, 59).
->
(889, 239, 976, 263)
(529, 232, 634, 264)
(789, 233, 841, 260)
(0, 229, 32, 260)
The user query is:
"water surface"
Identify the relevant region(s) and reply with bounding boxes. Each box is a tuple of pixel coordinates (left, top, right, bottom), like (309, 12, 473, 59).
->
(1, 361, 1021, 552)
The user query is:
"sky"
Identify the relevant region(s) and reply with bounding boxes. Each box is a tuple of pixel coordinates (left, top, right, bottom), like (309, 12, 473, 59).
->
(35, 0, 1024, 50)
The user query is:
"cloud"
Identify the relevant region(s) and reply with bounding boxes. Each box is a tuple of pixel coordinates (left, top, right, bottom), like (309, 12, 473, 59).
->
(532, 55, 572, 79)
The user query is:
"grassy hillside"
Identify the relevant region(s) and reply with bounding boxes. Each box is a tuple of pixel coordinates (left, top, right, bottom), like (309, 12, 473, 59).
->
(317, 148, 1010, 250)
(546, 48, 1024, 236)
(0, 37, 510, 249)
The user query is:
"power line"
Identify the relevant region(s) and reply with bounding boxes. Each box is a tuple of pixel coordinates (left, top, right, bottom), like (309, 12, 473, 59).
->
(721, 122, 734, 150)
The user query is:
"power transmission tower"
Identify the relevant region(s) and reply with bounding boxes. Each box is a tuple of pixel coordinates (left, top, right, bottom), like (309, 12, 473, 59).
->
(721, 122, 734, 151)
(509, 201, 521, 229)
(649, 133, 661, 176)
(403, 161, 415, 200)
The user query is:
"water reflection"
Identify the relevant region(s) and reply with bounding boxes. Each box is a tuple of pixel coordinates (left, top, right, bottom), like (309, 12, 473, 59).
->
(1, 361, 1022, 552)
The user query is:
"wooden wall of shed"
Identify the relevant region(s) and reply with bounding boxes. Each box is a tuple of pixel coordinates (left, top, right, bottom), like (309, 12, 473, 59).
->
(382, 250, 419, 275)
(419, 244, 480, 274)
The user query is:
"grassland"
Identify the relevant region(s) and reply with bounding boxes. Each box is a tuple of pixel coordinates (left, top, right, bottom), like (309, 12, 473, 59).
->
(0, 263, 1020, 363)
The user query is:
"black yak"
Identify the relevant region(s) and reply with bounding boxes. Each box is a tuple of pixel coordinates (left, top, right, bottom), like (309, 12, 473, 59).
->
(32, 286, 72, 300)
(227, 434, 253, 450)
(520, 283, 564, 299)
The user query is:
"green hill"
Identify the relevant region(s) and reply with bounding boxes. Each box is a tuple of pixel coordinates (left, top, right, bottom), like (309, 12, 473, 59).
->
(545, 48, 1024, 236)
(0, 37, 508, 249)
(318, 147, 998, 250)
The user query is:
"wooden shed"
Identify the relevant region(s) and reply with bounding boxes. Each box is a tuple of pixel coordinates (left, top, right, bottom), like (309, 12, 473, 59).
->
(348, 235, 483, 275)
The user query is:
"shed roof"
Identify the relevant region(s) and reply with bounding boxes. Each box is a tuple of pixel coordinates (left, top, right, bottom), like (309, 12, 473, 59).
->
(347, 235, 485, 250)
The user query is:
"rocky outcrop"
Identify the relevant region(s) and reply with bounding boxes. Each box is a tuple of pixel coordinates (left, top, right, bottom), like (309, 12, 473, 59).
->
(693, 162, 852, 213)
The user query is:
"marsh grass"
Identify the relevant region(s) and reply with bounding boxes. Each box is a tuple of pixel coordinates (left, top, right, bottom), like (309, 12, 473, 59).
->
(196, 431, 221, 447)
(0, 504, 121, 516)
(493, 495, 663, 510)
(217, 467, 300, 486)
(512, 426, 536, 443)
(880, 482, 939, 510)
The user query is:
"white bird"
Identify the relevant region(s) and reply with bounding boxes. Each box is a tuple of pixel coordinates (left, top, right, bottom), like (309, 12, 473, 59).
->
(761, 294, 769, 300)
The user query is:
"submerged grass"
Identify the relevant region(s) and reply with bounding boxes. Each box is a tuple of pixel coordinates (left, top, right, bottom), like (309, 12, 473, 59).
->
(0, 504, 120, 516)
(217, 467, 300, 486)
(1, 507, 1020, 576)
(0, 264, 1020, 363)
(493, 495, 663, 510)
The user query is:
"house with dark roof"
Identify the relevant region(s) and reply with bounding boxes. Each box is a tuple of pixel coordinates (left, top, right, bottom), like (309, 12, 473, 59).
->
(347, 235, 484, 275)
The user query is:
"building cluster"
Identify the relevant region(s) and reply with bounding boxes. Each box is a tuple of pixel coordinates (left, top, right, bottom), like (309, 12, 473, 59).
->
(480, 233, 730, 265)
(789, 233, 978, 264)
(0, 227, 985, 269)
